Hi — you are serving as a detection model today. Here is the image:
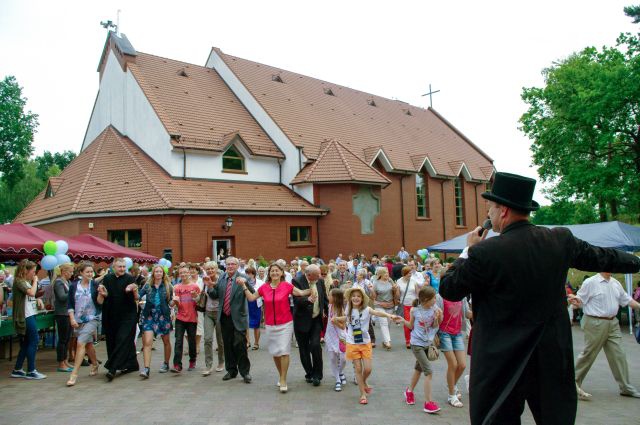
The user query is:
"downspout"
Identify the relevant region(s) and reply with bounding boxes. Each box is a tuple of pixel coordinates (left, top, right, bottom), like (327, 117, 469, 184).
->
(399, 175, 407, 248)
(179, 211, 186, 262)
(316, 215, 321, 258)
(440, 179, 446, 241)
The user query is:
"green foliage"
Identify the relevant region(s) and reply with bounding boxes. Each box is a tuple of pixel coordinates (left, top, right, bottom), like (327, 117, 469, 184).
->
(256, 256, 270, 268)
(0, 161, 46, 223)
(34, 150, 76, 181)
(0, 76, 38, 188)
(520, 28, 640, 222)
(625, 4, 640, 23)
(531, 200, 598, 225)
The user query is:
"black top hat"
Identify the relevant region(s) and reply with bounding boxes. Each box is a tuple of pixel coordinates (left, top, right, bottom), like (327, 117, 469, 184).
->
(481, 172, 539, 211)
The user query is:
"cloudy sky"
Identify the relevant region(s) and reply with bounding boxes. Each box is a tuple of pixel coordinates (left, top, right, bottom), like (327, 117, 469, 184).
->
(1, 0, 636, 203)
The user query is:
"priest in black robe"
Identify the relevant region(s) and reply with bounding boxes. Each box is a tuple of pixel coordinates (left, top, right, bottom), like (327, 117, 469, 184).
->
(101, 258, 140, 380)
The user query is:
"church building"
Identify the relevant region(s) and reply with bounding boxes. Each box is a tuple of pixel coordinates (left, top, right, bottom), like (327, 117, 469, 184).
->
(15, 32, 495, 262)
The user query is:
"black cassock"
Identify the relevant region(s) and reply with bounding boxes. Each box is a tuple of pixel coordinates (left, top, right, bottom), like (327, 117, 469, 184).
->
(102, 272, 139, 373)
(440, 221, 640, 425)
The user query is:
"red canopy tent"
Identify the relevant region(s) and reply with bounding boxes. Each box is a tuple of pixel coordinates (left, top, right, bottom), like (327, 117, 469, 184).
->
(70, 234, 158, 263)
(0, 223, 157, 263)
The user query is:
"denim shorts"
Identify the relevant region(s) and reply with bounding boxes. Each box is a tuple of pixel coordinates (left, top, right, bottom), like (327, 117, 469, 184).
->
(438, 331, 465, 352)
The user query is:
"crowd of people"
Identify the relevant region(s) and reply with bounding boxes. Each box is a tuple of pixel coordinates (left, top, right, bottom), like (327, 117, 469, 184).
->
(2, 240, 639, 421)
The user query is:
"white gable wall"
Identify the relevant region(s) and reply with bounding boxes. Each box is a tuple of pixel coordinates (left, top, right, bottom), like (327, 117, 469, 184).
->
(205, 50, 314, 203)
(83, 50, 174, 175)
(83, 49, 286, 185)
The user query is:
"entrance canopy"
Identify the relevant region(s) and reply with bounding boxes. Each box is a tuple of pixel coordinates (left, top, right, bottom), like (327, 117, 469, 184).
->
(427, 221, 640, 253)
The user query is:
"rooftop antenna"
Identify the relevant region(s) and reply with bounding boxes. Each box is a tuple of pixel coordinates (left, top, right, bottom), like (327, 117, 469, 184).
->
(421, 84, 440, 108)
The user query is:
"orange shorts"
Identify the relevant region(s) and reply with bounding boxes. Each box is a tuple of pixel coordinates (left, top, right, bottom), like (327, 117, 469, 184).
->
(345, 343, 372, 360)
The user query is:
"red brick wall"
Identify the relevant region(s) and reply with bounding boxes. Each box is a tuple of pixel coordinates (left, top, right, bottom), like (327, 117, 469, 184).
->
(314, 169, 490, 259)
(37, 214, 318, 263)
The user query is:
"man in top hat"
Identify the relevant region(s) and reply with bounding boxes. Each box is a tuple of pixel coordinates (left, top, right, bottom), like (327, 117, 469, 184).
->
(439, 172, 640, 425)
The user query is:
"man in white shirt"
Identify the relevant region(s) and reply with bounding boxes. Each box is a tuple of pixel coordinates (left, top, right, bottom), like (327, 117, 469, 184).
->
(407, 260, 425, 286)
(569, 272, 640, 399)
(397, 247, 410, 262)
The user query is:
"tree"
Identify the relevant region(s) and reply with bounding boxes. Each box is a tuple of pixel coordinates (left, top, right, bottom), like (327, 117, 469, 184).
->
(0, 76, 38, 188)
(0, 161, 47, 223)
(625, 4, 640, 23)
(34, 150, 76, 180)
(520, 31, 640, 222)
(531, 200, 598, 225)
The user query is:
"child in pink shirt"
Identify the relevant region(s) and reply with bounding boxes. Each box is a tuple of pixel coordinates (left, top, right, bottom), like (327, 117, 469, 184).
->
(171, 269, 200, 372)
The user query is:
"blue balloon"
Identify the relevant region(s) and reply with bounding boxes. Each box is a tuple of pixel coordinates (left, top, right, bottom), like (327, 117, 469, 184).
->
(56, 254, 71, 265)
(165, 260, 172, 269)
(124, 257, 133, 270)
(41, 255, 58, 271)
(158, 258, 168, 267)
(55, 240, 69, 255)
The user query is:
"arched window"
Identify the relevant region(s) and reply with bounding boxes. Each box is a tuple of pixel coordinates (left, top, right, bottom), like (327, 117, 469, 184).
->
(222, 146, 245, 172)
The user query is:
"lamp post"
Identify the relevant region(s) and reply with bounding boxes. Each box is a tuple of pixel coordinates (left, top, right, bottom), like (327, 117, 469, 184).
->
(222, 216, 234, 232)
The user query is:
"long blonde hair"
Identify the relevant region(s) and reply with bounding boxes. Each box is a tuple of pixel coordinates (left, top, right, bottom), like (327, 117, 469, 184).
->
(145, 265, 172, 301)
(15, 259, 36, 282)
(329, 288, 344, 317)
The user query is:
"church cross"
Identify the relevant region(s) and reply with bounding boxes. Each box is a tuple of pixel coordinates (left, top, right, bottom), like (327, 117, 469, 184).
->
(421, 84, 440, 108)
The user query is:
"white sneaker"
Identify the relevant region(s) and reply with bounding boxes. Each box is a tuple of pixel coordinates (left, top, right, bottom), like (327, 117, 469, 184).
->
(202, 368, 212, 376)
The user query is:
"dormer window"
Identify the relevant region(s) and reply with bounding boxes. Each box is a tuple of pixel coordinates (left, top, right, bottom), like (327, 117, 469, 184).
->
(45, 182, 54, 199)
(222, 146, 245, 172)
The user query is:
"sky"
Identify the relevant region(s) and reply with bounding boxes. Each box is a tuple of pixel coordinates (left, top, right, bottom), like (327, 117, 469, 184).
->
(0, 0, 637, 204)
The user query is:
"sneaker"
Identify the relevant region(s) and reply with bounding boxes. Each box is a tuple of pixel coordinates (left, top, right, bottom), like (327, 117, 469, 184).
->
(171, 364, 182, 373)
(139, 367, 150, 379)
(11, 369, 26, 378)
(404, 388, 416, 405)
(25, 370, 47, 380)
(159, 363, 170, 373)
(188, 361, 196, 371)
(340, 374, 347, 385)
(334, 382, 342, 392)
(424, 401, 441, 414)
(202, 367, 212, 376)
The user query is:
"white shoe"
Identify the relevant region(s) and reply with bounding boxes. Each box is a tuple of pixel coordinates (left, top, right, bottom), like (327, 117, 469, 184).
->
(447, 394, 463, 408)
(202, 368, 212, 376)
(576, 383, 592, 400)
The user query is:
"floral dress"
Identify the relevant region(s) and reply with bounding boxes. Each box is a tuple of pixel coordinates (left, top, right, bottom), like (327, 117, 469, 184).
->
(141, 285, 172, 336)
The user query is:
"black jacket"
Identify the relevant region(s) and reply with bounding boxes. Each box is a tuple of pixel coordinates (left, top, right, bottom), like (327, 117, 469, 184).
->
(440, 221, 640, 425)
(292, 275, 328, 333)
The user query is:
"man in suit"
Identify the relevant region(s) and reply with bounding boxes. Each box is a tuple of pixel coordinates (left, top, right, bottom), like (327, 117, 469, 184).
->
(206, 256, 254, 383)
(439, 172, 640, 425)
(292, 264, 328, 386)
(331, 261, 354, 289)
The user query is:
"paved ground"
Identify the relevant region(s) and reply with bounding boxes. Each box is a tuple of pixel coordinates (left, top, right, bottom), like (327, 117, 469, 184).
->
(1, 324, 639, 425)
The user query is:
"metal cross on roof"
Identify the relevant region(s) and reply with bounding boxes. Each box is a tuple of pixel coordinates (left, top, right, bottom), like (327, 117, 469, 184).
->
(421, 84, 440, 108)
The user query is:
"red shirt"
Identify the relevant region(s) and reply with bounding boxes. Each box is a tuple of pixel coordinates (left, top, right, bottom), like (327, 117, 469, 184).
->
(174, 283, 200, 323)
(258, 281, 294, 326)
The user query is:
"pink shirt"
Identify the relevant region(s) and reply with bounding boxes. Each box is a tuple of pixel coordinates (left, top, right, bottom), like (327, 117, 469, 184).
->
(174, 283, 200, 323)
(440, 299, 463, 335)
(258, 281, 294, 326)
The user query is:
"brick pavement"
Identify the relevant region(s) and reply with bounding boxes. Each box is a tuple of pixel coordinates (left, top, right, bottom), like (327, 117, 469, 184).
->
(1, 324, 638, 425)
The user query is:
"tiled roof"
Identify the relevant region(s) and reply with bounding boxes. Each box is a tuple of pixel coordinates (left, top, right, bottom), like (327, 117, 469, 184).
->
(214, 48, 494, 180)
(291, 139, 390, 186)
(127, 52, 284, 158)
(14, 126, 324, 224)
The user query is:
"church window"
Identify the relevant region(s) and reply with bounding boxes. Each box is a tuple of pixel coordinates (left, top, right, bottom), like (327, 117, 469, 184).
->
(416, 173, 429, 218)
(222, 146, 245, 172)
(454, 178, 466, 226)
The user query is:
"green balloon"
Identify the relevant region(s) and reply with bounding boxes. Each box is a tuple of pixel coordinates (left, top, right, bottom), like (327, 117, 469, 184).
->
(0, 264, 5, 270)
(43, 240, 57, 255)
(163, 266, 169, 275)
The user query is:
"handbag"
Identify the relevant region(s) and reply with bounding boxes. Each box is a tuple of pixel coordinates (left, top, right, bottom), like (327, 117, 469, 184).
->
(427, 344, 440, 361)
(394, 279, 410, 316)
(196, 291, 207, 313)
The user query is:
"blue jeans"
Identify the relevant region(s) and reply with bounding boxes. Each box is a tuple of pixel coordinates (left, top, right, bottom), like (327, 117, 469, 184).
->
(15, 315, 38, 372)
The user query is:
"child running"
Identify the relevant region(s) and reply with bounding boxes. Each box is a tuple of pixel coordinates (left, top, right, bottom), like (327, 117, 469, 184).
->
(325, 288, 347, 391)
(332, 287, 399, 405)
(396, 286, 443, 414)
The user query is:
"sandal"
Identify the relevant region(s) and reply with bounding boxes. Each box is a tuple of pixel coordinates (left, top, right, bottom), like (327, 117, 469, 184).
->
(365, 386, 373, 394)
(252, 344, 259, 350)
(89, 363, 99, 376)
(66, 374, 78, 387)
(448, 395, 463, 408)
(359, 397, 368, 405)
